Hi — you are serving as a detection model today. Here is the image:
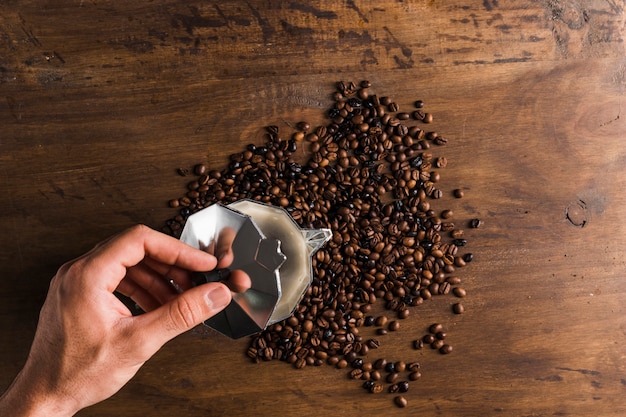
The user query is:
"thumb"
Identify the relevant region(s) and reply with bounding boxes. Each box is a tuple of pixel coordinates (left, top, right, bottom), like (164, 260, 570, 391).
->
(135, 282, 232, 351)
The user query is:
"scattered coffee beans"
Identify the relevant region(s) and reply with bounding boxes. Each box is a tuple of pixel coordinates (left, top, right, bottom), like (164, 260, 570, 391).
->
(163, 81, 478, 409)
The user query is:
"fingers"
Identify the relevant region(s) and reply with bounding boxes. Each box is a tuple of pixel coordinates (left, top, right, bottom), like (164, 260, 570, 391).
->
(133, 282, 232, 352)
(116, 262, 180, 311)
(83, 225, 218, 292)
(115, 278, 161, 312)
(224, 270, 252, 293)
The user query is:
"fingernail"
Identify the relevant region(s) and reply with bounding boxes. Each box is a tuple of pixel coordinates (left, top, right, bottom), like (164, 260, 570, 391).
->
(205, 283, 231, 310)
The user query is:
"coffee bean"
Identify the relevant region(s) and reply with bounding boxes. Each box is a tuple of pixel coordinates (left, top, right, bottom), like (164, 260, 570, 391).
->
(453, 287, 467, 298)
(452, 303, 465, 314)
(431, 339, 444, 350)
(409, 371, 422, 381)
(367, 339, 381, 349)
(370, 382, 384, 394)
(394, 395, 408, 408)
(429, 323, 444, 334)
(386, 372, 399, 383)
(349, 369, 364, 379)
(375, 315, 388, 327)
(450, 229, 464, 239)
(439, 344, 453, 354)
(296, 121, 310, 131)
(397, 308, 409, 319)
(470, 218, 482, 228)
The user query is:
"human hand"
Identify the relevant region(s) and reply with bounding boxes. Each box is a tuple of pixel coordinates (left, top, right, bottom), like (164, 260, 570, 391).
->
(0, 225, 237, 417)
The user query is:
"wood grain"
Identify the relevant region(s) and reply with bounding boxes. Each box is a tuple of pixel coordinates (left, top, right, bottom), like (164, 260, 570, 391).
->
(1, 1, 625, 416)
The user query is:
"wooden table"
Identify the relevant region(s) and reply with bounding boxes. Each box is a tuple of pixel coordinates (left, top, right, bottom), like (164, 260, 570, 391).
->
(1, 1, 625, 415)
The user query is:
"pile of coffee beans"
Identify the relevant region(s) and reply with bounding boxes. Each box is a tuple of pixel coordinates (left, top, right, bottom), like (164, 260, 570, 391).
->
(163, 81, 477, 408)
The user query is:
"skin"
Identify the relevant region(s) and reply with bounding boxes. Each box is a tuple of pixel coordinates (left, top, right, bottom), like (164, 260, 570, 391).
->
(0, 225, 246, 417)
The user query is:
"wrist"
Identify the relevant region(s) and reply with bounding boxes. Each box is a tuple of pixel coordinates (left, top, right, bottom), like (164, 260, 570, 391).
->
(0, 369, 79, 417)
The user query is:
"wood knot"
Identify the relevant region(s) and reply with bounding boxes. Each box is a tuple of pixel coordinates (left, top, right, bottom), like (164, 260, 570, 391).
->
(565, 199, 589, 228)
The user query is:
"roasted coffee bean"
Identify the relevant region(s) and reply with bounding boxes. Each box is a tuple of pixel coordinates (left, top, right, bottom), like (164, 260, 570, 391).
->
(349, 368, 364, 379)
(413, 110, 425, 121)
(439, 281, 451, 295)
(386, 372, 399, 383)
(453, 287, 467, 298)
(439, 344, 453, 354)
(470, 218, 482, 228)
(409, 371, 422, 381)
(367, 339, 381, 349)
(398, 381, 410, 393)
(296, 121, 311, 131)
(294, 357, 307, 369)
(370, 382, 384, 394)
(431, 339, 444, 350)
(429, 323, 444, 334)
(450, 229, 464, 239)
(374, 358, 387, 370)
(375, 315, 388, 327)
(452, 303, 465, 314)
(394, 395, 408, 408)
(447, 276, 462, 285)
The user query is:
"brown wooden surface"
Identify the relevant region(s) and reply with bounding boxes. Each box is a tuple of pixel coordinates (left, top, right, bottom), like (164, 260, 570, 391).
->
(1, 1, 626, 416)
